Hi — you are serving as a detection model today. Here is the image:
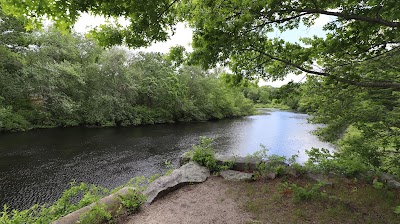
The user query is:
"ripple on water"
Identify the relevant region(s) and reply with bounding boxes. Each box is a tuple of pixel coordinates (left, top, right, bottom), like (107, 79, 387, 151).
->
(0, 110, 333, 210)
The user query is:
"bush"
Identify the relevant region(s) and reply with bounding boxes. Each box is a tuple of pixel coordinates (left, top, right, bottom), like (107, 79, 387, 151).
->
(79, 204, 111, 224)
(305, 148, 370, 177)
(190, 136, 234, 173)
(0, 182, 109, 223)
(279, 182, 326, 203)
(191, 137, 220, 172)
(118, 189, 146, 213)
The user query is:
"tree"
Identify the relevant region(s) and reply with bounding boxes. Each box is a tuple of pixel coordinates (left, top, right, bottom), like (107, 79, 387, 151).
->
(181, 0, 399, 89)
(2, 0, 398, 89)
(0, 0, 180, 47)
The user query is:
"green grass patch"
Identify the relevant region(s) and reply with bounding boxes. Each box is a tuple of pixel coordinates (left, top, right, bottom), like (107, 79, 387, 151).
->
(227, 175, 400, 223)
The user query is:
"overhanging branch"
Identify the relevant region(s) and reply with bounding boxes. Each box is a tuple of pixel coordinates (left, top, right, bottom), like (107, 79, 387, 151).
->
(293, 8, 400, 28)
(248, 48, 400, 90)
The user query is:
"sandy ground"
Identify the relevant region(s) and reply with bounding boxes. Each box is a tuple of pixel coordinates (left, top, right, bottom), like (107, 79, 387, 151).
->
(122, 176, 255, 224)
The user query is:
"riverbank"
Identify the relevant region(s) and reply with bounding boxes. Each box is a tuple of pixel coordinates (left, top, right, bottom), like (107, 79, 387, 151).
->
(2, 149, 400, 223)
(121, 174, 400, 224)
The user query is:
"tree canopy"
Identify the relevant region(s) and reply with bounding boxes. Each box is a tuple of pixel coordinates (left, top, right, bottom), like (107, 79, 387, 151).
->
(1, 0, 399, 89)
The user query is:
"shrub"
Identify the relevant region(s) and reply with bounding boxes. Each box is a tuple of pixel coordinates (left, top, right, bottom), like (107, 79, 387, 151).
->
(79, 203, 111, 224)
(279, 182, 326, 203)
(0, 182, 109, 223)
(305, 148, 370, 177)
(118, 189, 146, 213)
(191, 137, 220, 172)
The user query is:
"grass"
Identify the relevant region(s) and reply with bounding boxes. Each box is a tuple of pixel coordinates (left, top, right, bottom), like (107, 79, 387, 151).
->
(226, 175, 400, 223)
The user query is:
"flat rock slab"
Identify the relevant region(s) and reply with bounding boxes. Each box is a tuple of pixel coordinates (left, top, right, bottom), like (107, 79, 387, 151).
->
(143, 161, 210, 204)
(220, 170, 253, 181)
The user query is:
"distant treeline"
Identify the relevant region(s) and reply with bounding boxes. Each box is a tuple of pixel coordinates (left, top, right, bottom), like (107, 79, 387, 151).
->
(0, 12, 254, 131)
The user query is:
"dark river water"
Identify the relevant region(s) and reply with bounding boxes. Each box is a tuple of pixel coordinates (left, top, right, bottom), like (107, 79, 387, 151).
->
(0, 109, 333, 210)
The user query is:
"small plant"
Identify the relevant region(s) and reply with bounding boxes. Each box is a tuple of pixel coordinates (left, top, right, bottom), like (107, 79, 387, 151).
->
(395, 205, 400, 214)
(79, 203, 111, 224)
(164, 160, 174, 175)
(220, 158, 235, 171)
(278, 182, 326, 203)
(119, 189, 146, 213)
(373, 180, 384, 189)
(148, 174, 161, 183)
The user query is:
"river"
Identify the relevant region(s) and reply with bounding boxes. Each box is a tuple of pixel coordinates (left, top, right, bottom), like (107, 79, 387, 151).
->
(0, 109, 333, 210)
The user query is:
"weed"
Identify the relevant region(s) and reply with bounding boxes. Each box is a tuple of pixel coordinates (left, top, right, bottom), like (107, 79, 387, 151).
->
(164, 160, 174, 175)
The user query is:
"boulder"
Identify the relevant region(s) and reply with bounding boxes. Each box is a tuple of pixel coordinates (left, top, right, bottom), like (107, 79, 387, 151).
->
(387, 179, 400, 189)
(378, 172, 400, 189)
(266, 172, 277, 180)
(220, 170, 253, 181)
(143, 161, 210, 204)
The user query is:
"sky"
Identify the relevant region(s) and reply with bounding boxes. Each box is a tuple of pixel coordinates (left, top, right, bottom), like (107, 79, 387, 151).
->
(73, 14, 332, 87)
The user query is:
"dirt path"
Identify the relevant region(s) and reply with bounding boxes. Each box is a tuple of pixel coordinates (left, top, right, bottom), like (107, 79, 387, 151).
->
(121, 176, 255, 224)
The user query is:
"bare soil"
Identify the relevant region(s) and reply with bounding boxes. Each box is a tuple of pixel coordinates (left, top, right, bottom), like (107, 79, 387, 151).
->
(121, 176, 255, 224)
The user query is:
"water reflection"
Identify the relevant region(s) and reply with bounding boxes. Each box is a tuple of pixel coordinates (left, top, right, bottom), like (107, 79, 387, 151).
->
(0, 109, 333, 210)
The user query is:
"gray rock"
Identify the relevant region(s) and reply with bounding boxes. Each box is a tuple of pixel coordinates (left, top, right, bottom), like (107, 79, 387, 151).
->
(220, 170, 253, 181)
(215, 154, 263, 172)
(143, 161, 210, 204)
(307, 172, 333, 186)
(266, 172, 277, 180)
(53, 187, 135, 224)
(380, 173, 395, 181)
(387, 179, 400, 189)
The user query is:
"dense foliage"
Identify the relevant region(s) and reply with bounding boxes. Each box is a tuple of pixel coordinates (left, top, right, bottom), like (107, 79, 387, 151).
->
(1, 0, 399, 208)
(0, 10, 254, 131)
